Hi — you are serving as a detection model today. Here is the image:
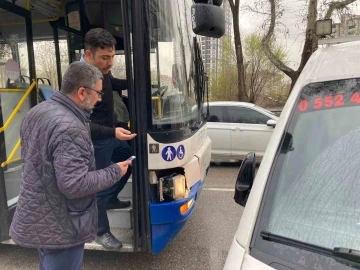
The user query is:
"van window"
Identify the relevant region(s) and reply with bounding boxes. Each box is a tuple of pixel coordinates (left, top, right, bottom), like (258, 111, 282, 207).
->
(252, 78, 360, 269)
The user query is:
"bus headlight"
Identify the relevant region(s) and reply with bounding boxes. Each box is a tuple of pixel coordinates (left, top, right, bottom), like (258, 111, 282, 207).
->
(159, 174, 189, 201)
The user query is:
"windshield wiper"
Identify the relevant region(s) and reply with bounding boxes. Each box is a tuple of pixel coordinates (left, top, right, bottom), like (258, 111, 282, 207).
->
(333, 248, 360, 263)
(260, 230, 360, 266)
(260, 231, 332, 256)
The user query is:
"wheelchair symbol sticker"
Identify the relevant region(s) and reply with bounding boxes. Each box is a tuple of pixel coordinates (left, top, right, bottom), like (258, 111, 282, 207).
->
(177, 145, 185, 160)
(162, 146, 176, 162)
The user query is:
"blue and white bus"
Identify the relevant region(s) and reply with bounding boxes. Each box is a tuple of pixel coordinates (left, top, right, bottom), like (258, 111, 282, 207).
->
(0, 0, 225, 253)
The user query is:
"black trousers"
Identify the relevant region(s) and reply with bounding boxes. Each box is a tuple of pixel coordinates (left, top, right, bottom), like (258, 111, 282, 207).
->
(93, 138, 132, 235)
(38, 244, 84, 270)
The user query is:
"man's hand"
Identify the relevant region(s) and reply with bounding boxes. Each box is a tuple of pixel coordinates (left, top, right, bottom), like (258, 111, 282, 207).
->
(115, 127, 136, 140)
(117, 160, 132, 176)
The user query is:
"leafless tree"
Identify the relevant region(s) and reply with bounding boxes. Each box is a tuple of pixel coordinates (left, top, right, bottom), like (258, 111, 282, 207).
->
(34, 41, 68, 90)
(262, 0, 357, 91)
(228, 0, 249, 101)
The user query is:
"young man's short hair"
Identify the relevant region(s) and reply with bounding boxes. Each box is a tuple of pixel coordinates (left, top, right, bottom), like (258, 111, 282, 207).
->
(84, 28, 116, 53)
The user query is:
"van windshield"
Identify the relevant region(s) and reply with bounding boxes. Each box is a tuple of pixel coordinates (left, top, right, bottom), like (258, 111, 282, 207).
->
(253, 78, 360, 267)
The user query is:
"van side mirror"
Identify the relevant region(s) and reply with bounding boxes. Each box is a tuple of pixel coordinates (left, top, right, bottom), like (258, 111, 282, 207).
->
(191, 3, 225, 38)
(266, 119, 277, 128)
(234, 152, 256, 207)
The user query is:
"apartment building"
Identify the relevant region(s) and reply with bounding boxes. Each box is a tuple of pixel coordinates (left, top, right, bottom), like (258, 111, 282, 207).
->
(200, 0, 233, 72)
(331, 14, 360, 38)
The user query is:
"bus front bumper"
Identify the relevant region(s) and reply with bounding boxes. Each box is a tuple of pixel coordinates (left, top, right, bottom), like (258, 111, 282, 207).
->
(149, 179, 204, 254)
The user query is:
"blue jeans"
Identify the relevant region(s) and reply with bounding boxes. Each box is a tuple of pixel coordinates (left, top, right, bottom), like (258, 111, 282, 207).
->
(93, 138, 132, 236)
(38, 244, 84, 270)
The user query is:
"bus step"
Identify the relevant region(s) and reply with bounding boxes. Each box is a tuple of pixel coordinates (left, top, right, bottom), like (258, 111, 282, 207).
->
(85, 228, 134, 252)
(118, 176, 132, 198)
(107, 203, 132, 229)
(2, 228, 134, 252)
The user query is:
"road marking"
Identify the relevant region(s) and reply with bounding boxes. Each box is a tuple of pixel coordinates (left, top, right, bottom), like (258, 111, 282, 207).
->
(203, 188, 235, 192)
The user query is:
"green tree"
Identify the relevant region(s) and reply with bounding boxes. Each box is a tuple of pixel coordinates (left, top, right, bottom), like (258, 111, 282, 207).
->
(244, 33, 287, 103)
(209, 33, 288, 104)
(209, 36, 238, 101)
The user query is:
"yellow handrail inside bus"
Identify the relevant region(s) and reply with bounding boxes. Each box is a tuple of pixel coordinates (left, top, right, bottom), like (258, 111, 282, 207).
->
(0, 80, 36, 133)
(128, 97, 162, 129)
(0, 89, 27, 93)
(152, 96, 162, 119)
(1, 139, 21, 168)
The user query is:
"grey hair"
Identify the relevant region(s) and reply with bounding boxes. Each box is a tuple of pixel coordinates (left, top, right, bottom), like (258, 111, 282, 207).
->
(60, 61, 103, 95)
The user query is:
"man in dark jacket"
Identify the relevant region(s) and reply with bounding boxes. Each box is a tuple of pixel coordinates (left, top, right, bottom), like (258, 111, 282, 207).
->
(82, 28, 136, 250)
(9, 61, 132, 270)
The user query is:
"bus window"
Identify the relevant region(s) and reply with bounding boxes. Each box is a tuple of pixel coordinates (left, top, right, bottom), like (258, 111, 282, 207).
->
(112, 53, 127, 80)
(33, 39, 69, 91)
(149, 0, 197, 129)
(58, 30, 70, 78)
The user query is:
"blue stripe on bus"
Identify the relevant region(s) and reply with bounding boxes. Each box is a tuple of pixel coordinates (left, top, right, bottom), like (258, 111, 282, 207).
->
(150, 179, 204, 254)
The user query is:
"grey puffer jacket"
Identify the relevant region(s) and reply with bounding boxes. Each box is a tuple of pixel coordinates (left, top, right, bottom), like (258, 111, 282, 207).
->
(9, 91, 122, 249)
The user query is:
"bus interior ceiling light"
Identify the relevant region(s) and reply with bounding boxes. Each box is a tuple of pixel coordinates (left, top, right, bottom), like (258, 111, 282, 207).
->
(159, 174, 189, 202)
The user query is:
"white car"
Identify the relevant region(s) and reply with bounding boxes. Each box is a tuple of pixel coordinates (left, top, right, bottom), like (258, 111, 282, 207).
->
(206, 102, 278, 162)
(224, 41, 360, 269)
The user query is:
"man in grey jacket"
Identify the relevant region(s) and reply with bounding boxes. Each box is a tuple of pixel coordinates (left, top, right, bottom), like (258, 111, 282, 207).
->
(9, 61, 131, 270)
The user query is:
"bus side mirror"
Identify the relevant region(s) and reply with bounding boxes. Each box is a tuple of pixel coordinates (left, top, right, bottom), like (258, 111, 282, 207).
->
(234, 152, 256, 207)
(191, 3, 225, 38)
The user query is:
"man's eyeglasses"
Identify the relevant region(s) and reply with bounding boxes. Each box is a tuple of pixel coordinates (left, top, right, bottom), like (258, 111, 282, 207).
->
(83, 86, 104, 97)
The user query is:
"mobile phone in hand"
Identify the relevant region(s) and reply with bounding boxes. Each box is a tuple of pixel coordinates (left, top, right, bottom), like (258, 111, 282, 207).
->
(127, 156, 136, 161)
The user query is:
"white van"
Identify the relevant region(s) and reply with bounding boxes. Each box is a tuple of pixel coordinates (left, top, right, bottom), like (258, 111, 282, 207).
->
(224, 40, 360, 270)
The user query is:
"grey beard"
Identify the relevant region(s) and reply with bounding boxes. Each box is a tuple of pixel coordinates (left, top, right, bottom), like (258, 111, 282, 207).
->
(82, 97, 93, 114)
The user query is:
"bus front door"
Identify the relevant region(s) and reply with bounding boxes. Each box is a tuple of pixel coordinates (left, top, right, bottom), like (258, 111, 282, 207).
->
(0, 1, 36, 242)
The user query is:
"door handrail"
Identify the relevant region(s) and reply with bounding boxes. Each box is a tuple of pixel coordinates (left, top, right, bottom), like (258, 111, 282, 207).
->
(152, 96, 162, 118)
(0, 80, 36, 133)
(0, 89, 27, 93)
(1, 139, 21, 168)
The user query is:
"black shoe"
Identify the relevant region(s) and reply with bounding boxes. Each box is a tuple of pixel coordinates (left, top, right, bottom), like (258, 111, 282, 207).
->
(95, 232, 122, 250)
(106, 199, 131, 210)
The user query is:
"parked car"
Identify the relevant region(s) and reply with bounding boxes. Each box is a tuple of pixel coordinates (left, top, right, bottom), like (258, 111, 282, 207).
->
(224, 40, 360, 270)
(205, 101, 278, 163)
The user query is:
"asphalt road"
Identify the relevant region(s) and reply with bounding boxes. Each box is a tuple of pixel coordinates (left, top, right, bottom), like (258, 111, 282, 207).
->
(0, 163, 243, 270)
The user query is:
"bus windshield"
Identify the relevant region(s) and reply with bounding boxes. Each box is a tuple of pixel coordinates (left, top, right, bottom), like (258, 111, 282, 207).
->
(149, 0, 197, 130)
(253, 78, 360, 262)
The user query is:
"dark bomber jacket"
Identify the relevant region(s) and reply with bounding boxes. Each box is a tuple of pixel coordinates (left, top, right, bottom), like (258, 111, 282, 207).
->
(90, 73, 128, 140)
(9, 91, 122, 249)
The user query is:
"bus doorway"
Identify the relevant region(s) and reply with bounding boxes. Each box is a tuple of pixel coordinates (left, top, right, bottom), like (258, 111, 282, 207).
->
(0, 0, 225, 254)
(0, 0, 36, 242)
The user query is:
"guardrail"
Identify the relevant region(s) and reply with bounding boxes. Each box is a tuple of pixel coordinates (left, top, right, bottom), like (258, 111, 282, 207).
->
(0, 89, 27, 93)
(1, 139, 21, 168)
